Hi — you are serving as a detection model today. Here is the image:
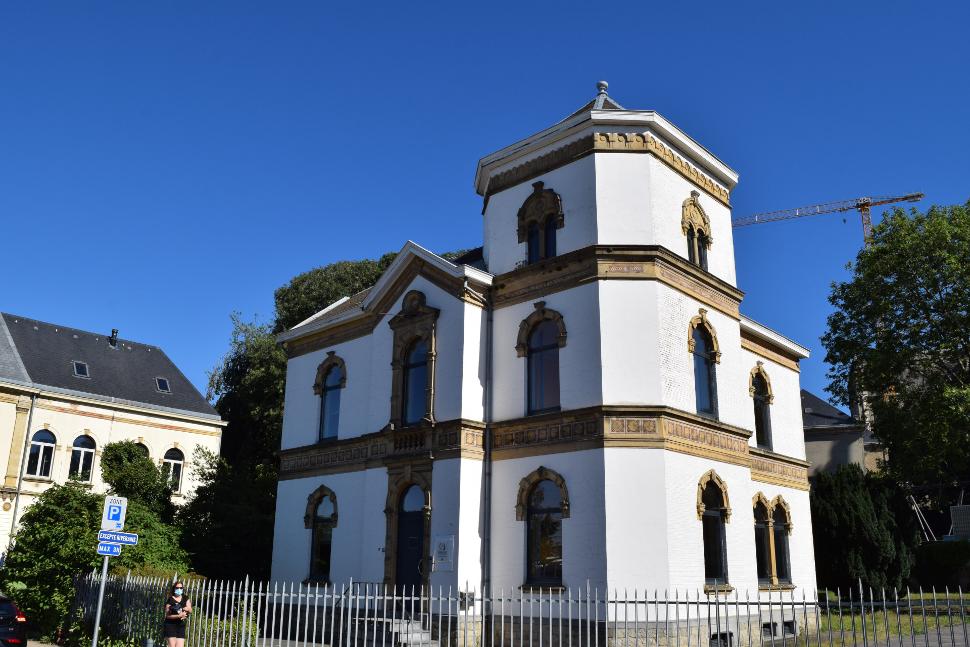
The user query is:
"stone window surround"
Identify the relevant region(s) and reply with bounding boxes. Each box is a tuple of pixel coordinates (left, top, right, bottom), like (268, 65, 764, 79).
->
(748, 362, 774, 403)
(696, 469, 731, 521)
(515, 302, 567, 358)
(682, 190, 713, 264)
(752, 492, 794, 588)
(387, 291, 439, 430)
(312, 352, 347, 396)
(517, 181, 564, 261)
(515, 465, 571, 521)
(688, 308, 722, 363)
(304, 484, 338, 584)
(382, 463, 433, 586)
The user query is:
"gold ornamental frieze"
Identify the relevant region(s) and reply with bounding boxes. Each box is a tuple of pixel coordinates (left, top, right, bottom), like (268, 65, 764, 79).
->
(749, 447, 810, 491)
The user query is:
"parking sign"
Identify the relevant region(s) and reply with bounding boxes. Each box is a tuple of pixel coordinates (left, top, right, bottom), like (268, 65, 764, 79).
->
(100, 496, 128, 531)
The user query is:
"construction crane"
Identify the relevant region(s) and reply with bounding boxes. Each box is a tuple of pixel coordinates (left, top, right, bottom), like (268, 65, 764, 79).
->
(732, 193, 924, 243)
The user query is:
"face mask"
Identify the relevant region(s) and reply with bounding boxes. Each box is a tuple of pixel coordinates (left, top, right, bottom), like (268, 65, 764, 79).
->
(175, 589, 183, 596)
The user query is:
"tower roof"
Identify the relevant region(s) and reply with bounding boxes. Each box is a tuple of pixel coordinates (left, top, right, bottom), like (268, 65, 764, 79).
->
(558, 81, 626, 122)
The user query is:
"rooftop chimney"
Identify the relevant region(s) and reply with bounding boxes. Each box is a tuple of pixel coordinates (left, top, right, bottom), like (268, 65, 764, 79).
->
(109, 329, 119, 348)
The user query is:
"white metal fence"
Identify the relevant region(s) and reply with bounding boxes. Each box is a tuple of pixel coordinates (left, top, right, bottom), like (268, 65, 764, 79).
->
(73, 575, 970, 647)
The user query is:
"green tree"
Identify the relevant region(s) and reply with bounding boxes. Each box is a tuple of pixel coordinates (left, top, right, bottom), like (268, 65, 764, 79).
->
(810, 464, 918, 590)
(273, 253, 397, 333)
(0, 484, 101, 638)
(823, 202, 970, 492)
(100, 441, 174, 520)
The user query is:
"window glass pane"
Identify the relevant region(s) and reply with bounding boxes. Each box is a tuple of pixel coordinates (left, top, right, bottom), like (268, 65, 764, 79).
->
(754, 398, 770, 447)
(69, 450, 82, 479)
(317, 496, 335, 519)
(311, 524, 332, 581)
(26, 445, 40, 476)
(324, 366, 343, 388)
(698, 236, 709, 270)
(694, 353, 714, 414)
(170, 462, 183, 491)
(529, 480, 561, 509)
(320, 388, 341, 440)
(543, 218, 557, 259)
(528, 347, 560, 413)
(529, 320, 559, 349)
(702, 482, 724, 509)
(33, 430, 55, 444)
(403, 362, 427, 425)
(528, 509, 562, 583)
(687, 226, 697, 264)
(164, 448, 184, 461)
(40, 445, 54, 477)
(401, 485, 424, 512)
(773, 509, 791, 582)
(136, 443, 149, 457)
(702, 513, 726, 582)
(527, 224, 540, 264)
(73, 435, 95, 449)
(755, 521, 771, 582)
(81, 451, 94, 481)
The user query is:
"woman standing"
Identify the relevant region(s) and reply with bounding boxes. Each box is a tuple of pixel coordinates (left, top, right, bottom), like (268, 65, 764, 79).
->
(163, 581, 192, 647)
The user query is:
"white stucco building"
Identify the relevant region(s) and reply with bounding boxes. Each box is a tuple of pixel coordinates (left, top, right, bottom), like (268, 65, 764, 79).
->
(271, 83, 816, 597)
(0, 314, 224, 550)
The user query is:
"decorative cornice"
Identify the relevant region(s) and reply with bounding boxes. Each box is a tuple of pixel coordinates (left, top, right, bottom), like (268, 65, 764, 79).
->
(740, 331, 801, 373)
(749, 447, 810, 491)
(485, 133, 731, 207)
(492, 244, 743, 317)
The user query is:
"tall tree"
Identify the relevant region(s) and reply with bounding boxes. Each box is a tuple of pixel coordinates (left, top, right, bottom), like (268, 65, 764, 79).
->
(100, 440, 175, 520)
(822, 201, 970, 491)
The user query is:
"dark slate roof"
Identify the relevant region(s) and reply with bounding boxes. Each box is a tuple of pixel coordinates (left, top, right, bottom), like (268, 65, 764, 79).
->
(559, 81, 626, 123)
(801, 389, 857, 429)
(450, 247, 486, 271)
(0, 313, 218, 418)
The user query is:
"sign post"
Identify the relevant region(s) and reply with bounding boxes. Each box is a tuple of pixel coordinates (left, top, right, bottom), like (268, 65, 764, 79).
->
(91, 496, 128, 647)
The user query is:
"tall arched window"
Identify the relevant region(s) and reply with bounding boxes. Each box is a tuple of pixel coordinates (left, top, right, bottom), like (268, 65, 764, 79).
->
(527, 222, 541, 264)
(751, 369, 772, 448)
(402, 339, 429, 426)
(527, 479, 563, 586)
(772, 506, 792, 584)
(306, 487, 337, 583)
(682, 191, 712, 271)
(692, 326, 718, 417)
(753, 499, 772, 585)
(528, 320, 561, 415)
(26, 430, 56, 478)
(162, 448, 185, 492)
(700, 479, 729, 585)
(135, 443, 150, 458)
(69, 435, 96, 482)
(319, 364, 344, 441)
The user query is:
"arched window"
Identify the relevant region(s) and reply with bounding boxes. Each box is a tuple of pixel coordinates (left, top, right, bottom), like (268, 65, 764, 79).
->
(402, 339, 429, 426)
(682, 191, 713, 271)
(69, 435, 96, 482)
(772, 505, 792, 584)
(135, 443, 150, 458)
(517, 181, 563, 264)
(527, 222, 541, 264)
(319, 364, 344, 441)
(306, 486, 337, 583)
(527, 479, 563, 586)
(528, 320, 561, 415)
(692, 325, 718, 417)
(162, 448, 185, 492)
(700, 479, 729, 584)
(751, 368, 773, 448)
(753, 498, 772, 585)
(26, 430, 56, 478)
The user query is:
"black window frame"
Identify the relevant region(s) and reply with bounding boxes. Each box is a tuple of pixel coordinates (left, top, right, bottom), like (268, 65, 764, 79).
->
(318, 364, 344, 442)
(26, 430, 56, 479)
(701, 482, 729, 585)
(155, 377, 171, 393)
(401, 339, 429, 427)
(68, 434, 96, 482)
(73, 361, 90, 379)
(309, 495, 337, 583)
(772, 507, 792, 584)
(752, 373, 772, 449)
(753, 502, 772, 585)
(692, 327, 718, 419)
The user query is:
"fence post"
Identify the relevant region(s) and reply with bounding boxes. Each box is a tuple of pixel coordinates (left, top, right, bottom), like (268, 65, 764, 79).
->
(241, 576, 250, 647)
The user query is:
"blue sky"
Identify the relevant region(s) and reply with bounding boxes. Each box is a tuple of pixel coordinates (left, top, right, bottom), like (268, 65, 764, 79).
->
(1, 2, 968, 408)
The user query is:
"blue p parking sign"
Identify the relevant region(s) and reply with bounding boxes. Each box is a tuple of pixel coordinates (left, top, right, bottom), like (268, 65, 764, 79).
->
(100, 496, 128, 531)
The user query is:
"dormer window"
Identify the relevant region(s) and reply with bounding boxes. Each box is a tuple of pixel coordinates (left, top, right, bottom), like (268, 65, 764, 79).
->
(73, 361, 89, 378)
(517, 181, 563, 265)
(155, 377, 171, 393)
(682, 191, 712, 271)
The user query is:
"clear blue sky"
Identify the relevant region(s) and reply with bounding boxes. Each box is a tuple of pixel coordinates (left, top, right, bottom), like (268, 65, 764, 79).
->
(2, 2, 967, 407)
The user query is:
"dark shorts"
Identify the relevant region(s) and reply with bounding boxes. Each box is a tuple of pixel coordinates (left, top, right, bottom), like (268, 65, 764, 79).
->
(163, 622, 186, 639)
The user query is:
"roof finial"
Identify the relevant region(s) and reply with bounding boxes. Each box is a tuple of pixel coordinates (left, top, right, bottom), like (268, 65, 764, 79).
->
(596, 80, 609, 95)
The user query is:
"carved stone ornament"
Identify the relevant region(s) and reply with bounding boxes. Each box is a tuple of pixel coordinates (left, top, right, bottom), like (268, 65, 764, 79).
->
(681, 191, 713, 246)
(687, 308, 722, 364)
(304, 484, 338, 529)
(748, 362, 775, 403)
(696, 469, 731, 522)
(515, 301, 568, 358)
(771, 495, 793, 533)
(517, 181, 564, 243)
(387, 291, 439, 429)
(752, 491, 772, 518)
(313, 351, 347, 396)
(515, 465, 571, 521)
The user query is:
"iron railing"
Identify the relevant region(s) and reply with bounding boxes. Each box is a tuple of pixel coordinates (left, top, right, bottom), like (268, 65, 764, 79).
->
(73, 575, 970, 647)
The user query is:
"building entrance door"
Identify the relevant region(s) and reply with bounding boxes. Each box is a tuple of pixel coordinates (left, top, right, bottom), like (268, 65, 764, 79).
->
(395, 485, 425, 588)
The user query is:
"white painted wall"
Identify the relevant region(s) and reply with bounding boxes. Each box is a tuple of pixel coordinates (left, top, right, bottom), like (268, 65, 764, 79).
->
(483, 154, 598, 276)
(739, 349, 806, 459)
(489, 449, 608, 592)
(491, 283, 603, 421)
